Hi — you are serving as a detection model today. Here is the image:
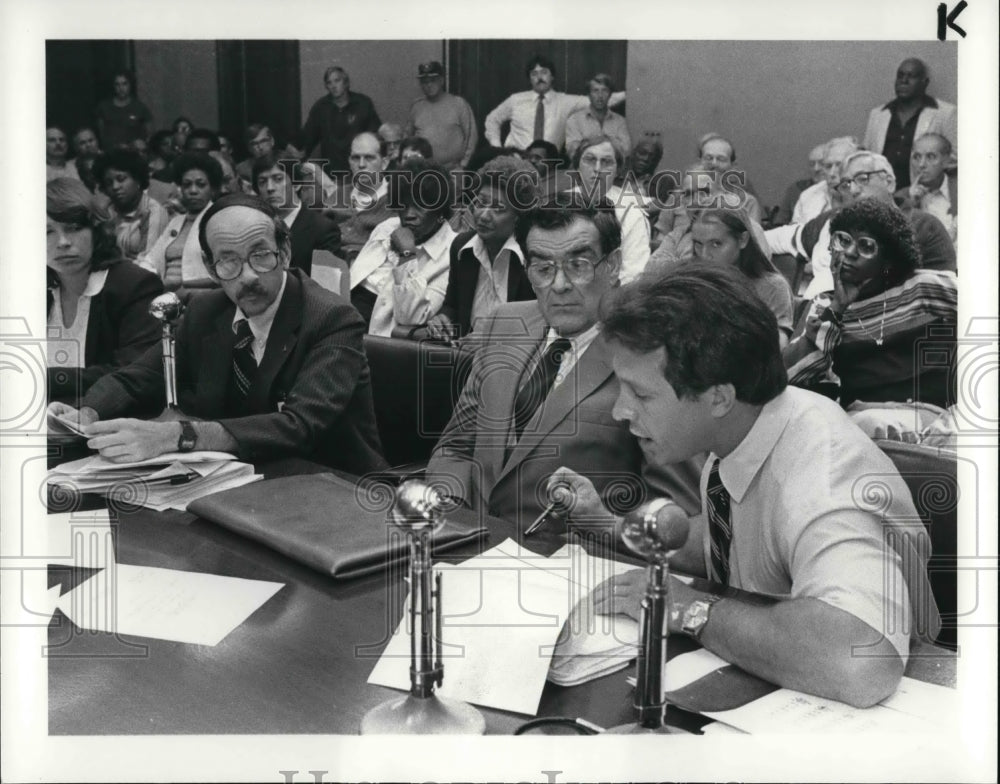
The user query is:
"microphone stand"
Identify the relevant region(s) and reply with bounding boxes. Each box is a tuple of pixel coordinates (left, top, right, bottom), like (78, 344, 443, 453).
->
(148, 293, 185, 411)
(360, 480, 485, 735)
(607, 500, 691, 734)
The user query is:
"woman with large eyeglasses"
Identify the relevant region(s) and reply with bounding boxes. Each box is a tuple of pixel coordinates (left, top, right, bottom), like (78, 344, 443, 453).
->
(46, 178, 163, 406)
(783, 198, 957, 414)
(138, 152, 222, 293)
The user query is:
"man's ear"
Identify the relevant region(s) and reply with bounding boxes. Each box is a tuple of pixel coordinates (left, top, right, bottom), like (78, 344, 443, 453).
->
(737, 231, 750, 251)
(703, 383, 737, 419)
(606, 247, 623, 282)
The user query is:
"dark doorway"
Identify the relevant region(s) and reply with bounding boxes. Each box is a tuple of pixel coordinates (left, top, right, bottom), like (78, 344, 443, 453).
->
(46, 40, 134, 133)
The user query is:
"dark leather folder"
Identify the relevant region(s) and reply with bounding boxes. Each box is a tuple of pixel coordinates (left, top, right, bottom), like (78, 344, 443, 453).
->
(188, 473, 488, 579)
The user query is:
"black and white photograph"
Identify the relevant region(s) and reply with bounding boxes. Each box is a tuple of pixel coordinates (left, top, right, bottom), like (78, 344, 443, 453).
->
(1, 0, 996, 781)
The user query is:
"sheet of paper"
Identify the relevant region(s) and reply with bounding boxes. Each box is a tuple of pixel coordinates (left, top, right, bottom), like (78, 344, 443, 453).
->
(704, 686, 938, 734)
(368, 558, 574, 715)
(50, 450, 236, 476)
(57, 563, 283, 646)
(880, 676, 960, 725)
(47, 411, 87, 436)
(663, 648, 731, 692)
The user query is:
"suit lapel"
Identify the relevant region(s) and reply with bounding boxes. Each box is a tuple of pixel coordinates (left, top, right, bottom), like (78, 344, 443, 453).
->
(248, 272, 302, 410)
(496, 328, 615, 486)
(198, 307, 237, 414)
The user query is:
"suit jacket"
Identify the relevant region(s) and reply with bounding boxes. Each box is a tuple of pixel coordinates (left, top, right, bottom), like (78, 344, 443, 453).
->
(437, 230, 536, 338)
(288, 207, 341, 276)
(426, 301, 704, 531)
(48, 261, 164, 405)
(863, 96, 957, 184)
(81, 269, 388, 474)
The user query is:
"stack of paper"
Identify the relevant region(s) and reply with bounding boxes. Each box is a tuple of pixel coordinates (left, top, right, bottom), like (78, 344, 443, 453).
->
(367, 539, 648, 714)
(48, 451, 262, 511)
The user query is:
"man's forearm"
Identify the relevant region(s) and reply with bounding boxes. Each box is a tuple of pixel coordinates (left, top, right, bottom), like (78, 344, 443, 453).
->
(695, 594, 904, 708)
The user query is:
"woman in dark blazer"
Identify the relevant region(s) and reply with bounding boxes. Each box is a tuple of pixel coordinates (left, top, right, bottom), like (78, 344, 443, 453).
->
(47, 178, 163, 405)
(424, 155, 539, 341)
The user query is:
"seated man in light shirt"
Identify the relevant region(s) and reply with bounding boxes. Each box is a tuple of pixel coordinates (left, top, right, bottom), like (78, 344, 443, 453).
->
(791, 135, 859, 225)
(350, 158, 457, 336)
(484, 54, 625, 152)
(557, 264, 940, 708)
(564, 73, 632, 159)
(895, 132, 957, 245)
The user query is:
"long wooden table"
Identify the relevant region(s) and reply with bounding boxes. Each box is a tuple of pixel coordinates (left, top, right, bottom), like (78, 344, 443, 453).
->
(47, 458, 956, 736)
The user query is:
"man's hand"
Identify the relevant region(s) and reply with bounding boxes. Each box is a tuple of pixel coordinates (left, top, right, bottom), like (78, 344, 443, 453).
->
(908, 182, 929, 203)
(84, 419, 181, 463)
(425, 313, 456, 343)
(592, 571, 696, 630)
(47, 402, 99, 427)
(547, 466, 616, 526)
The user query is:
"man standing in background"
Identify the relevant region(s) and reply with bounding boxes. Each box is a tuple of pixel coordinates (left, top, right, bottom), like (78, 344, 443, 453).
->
(301, 67, 381, 177)
(565, 73, 631, 158)
(406, 61, 477, 171)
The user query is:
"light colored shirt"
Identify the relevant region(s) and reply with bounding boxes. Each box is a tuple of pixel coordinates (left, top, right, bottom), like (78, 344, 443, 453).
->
(545, 322, 601, 388)
(47, 269, 109, 367)
(361, 217, 458, 337)
(702, 386, 940, 658)
(766, 219, 833, 298)
(791, 180, 832, 224)
(406, 93, 478, 169)
(565, 108, 632, 158)
(605, 184, 651, 284)
(464, 233, 523, 332)
(917, 177, 956, 243)
(484, 89, 625, 151)
(231, 273, 287, 363)
(282, 201, 303, 230)
(46, 159, 80, 182)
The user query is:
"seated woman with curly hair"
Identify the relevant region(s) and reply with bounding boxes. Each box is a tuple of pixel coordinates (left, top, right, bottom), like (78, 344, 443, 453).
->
(46, 178, 163, 406)
(94, 147, 170, 261)
(783, 197, 957, 425)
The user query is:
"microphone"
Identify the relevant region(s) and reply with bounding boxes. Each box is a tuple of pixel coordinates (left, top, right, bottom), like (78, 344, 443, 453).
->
(615, 499, 689, 563)
(149, 293, 185, 410)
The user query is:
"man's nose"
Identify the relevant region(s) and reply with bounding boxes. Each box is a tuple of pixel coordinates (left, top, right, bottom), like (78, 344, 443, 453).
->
(550, 265, 573, 292)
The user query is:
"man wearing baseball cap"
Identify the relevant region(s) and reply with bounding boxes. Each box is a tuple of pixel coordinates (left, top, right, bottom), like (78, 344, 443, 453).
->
(405, 61, 478, 171)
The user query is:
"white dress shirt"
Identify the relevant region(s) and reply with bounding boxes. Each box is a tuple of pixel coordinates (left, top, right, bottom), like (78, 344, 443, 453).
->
(464, 233, 525, 332)
(231, 273, 288, 363)
(484, 89, 625, 151)
(791, 180, 832, 224)
(917, 177, 956, 242)
(47, 269, 109, 368)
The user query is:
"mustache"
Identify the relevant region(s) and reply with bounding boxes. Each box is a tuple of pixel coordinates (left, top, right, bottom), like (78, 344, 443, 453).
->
(237, 282, 268, 299)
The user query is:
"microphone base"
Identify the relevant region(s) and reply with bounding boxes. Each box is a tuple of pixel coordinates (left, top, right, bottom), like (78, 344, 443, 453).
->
(605, 721, 693, 734)
(360, 693, 486, 735)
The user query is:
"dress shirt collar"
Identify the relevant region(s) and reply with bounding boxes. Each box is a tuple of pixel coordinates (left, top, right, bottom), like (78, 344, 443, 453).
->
(82, 268, 110, 297)
(283, 202, 303, 228)
(544, 320, 601, 357)
(715, 387, 795, 503)
(883, 93, 939, 112)
(231, 271, 288, 347)
(415, 219, 457, 260)
(461, 231, 524, 268)
(352, 178, 388, 211)
(930, 174, 951, 201)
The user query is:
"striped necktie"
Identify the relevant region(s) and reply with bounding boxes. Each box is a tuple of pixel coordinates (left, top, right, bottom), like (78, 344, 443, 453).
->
(512, 337, 571, 442)
(706, 457, 733, 584)
(231, 318, 257, 400)
(533, 94, 545, 141)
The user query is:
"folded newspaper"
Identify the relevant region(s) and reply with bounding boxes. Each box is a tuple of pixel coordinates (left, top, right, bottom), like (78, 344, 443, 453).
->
(47, 451, 261, 512)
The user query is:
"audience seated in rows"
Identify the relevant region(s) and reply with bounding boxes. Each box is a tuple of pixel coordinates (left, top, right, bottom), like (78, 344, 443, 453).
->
(774, 142, 826, 225)
(895, 132, 957, 244)
(791, 135, 859, 225)
(94, 148, 170, 261)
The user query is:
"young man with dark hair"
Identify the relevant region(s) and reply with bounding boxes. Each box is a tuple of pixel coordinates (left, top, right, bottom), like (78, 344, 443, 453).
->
(555, 263, 940, 708)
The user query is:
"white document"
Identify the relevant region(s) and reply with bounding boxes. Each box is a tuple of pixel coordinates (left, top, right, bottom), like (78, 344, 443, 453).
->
(57, 563, 283, 646)
(704, 685, 941, 734)
(50, 450, 236, 476)
(880, 676, 961, 725)
(368, 541, 577, 715)
(663, 648, 731, 692)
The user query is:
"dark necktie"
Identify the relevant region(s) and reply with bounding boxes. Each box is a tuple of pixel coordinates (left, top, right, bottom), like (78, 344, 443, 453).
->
(706, 457, 733, 585)
(533, 94, 545, 141)
(513, 337, 571, 441)
(231, 318, 257, 400)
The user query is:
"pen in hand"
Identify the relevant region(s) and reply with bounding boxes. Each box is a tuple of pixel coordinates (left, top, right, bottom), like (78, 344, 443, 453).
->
(524, 482, 573, 537)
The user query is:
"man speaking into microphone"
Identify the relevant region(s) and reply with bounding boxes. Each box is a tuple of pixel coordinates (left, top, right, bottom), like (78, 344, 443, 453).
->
(551, 264, 941, 709)
(47, 193, 386, 474)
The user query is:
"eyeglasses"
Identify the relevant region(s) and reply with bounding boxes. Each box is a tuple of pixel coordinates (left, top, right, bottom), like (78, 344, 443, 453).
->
(829, 231, 879, 259)
(836, 170, 888, 193)
(526, 254, 609, 287)
(211, 249, 280, 281)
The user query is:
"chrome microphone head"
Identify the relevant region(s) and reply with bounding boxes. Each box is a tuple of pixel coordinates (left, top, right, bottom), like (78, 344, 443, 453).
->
(616, 500, 689, 563)
(149, 292, 184, 323)
(391, 479, 445, 531)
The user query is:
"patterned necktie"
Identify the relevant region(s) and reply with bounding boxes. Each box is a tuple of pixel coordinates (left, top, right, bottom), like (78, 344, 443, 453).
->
(533, 94, 546, 141)
(513, 337, 571, 441)
(231, 318, 257, 400)
(706, 457, 733, 585)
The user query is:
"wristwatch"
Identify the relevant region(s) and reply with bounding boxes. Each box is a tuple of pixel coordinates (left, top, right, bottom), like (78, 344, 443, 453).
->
(177, 420, 197, 453)
(682, 596, 722, 640)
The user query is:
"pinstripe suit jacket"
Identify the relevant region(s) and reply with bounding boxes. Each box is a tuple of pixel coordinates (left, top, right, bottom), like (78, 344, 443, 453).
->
(81, 269, 388, 473)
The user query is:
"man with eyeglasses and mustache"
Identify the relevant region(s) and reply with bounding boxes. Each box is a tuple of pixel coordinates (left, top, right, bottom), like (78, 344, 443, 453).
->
(767, 151, 955, 298)
(425, 191, 703, 533)
(46, 193, 387, 474)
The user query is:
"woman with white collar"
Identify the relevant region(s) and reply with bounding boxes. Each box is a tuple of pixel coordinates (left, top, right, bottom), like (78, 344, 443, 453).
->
(138, 152, 221, 293)
(46, 178, 163, 405)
